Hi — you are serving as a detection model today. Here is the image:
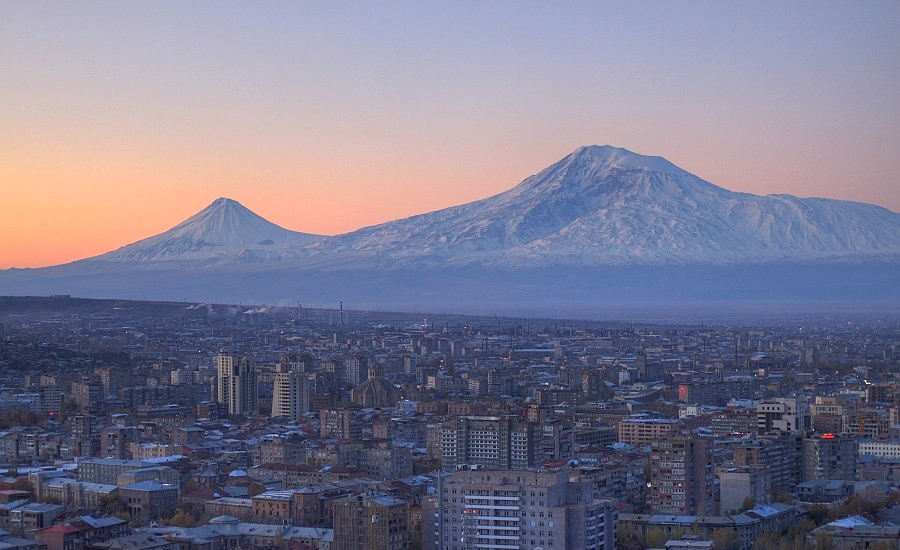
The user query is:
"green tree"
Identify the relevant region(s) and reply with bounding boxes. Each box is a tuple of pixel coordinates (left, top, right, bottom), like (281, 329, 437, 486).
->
(615, 524, 645, 550)
(11, 477, 32, 492)
(814, 533, 834, 550)
(61, 398, 80, 419)
(168, 510, 195, 527)
(644, 527, 670, 549)
(807, 504, 830, 526)
(181, 479, 198, 494)
(711, 528, 740, 549)
(98, 493, 125, 516)
(740, 496, 755, 512)
(772, 488, 794, 504)
(753, 531, 781, 550)
(245, 481, 266, 497)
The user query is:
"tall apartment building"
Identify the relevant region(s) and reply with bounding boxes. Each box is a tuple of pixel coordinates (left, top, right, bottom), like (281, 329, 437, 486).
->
(70, 381, 102, 410)
(170, 368, 197, 385)
(867, 383, 900, 404)
(38, 384, 62, 416)
(810, 395, 859, 435)
(719, 465, 771, 514)
(733, 433, 803, 495)
(333, 493, 408, 550)
(649, 435, 715, 515)
(537, 419, 576, 463)
(858, 407, 891, 440)
(616, 417, 681, 446)
(441, 416, 535, 471)
(425, 469, 617, 550)
(676, 377, 755, 406)
(215, 353, 257, 416)
(344, 355, 368, 387)
(271, 364, 310, 421)
(802, 434, 858, 481)
(320, 409, 360, 439)
(96, 366, 128, 396)
(99, 426, 137, 459)
(757, 397, 810, 434)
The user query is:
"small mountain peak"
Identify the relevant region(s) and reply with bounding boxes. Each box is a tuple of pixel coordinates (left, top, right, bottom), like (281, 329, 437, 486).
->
(160, 197, 299, 247)
(206, 197, 244, 210)
(95, 196, 323, 262)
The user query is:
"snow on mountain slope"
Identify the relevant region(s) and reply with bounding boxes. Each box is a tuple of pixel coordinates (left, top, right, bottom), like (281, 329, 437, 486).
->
(313, 145, 900, 266)
(13, 146, 900, 273)
(3, 146, 899, 311)
(96, 198, 323, 264)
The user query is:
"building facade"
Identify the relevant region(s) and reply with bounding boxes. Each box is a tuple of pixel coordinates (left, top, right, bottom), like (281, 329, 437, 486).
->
(333, 493, 408, 550)
(271, 368, 310, 421)
(802, 434, 858, 482)
(215, 353, 258, 416)
(425, 469, 617, 550)
(757, 398, 810, 434)
(441, 416, 535, 471)
(617, 418, 681, 446)
(649, 435, 715, 515)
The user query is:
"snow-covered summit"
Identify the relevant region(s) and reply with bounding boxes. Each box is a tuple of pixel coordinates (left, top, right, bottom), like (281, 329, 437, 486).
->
(314, 145, 900, 266)
(569, 145, 680, 173)
(63, 145, 900, 268)
(160, 197, 297, 247)
(96, 197, 323, 264)
(2, 145, 898, 309)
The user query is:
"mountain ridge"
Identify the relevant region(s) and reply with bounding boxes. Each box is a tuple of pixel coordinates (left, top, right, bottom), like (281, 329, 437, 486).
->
(304, 145, 900, 266)
(2, 145, 898, 313)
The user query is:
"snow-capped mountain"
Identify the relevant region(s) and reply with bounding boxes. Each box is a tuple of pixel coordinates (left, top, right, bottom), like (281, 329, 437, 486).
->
(3, 146, 898, 313)
(314, 146, 900, 266)
(96, 197, 323, 264)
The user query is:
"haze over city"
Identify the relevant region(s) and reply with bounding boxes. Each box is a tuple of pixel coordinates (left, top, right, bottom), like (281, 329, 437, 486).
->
(3, 5, 900, 548)
(3, 2, 899, 269)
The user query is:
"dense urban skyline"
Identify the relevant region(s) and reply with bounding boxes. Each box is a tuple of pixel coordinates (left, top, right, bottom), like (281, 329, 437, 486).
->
(3, 2, 899, 269)
(1, 295, 899, 549)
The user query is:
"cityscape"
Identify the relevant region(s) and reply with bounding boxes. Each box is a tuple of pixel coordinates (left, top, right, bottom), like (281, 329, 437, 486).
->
(0, 297, 897, 550)
(4, 3, 899, 550)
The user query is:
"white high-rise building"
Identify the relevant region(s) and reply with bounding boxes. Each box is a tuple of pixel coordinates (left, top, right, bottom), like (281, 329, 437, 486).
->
(216, 353, 257, 416)
(271, 365, 310, 421)
(757, 397, 811, 434)
(425, 469, 616, 550)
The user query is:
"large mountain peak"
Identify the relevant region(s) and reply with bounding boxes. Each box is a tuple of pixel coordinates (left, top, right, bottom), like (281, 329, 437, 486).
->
(566, 145, 680, 173)
(329, 145, 900, 265)
(506, 145, 705, 203)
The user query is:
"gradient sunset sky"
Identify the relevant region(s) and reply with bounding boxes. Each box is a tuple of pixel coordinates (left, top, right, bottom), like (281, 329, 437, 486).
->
(3, 1, 899, 269)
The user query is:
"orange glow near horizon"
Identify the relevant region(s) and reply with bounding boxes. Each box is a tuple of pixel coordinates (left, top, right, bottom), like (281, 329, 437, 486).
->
(0, 146, 535, 269)
(3, 139, 900, 269)
(2, 3, 898, 269)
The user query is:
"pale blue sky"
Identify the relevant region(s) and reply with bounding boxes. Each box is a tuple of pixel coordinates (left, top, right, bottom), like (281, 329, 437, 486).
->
(2, 1, 898, 267)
